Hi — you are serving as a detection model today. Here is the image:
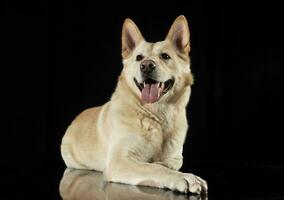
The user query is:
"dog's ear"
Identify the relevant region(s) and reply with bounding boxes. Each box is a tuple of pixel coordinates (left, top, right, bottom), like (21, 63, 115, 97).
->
(121, 18, 144, 58)
(166, 15, 190, 54)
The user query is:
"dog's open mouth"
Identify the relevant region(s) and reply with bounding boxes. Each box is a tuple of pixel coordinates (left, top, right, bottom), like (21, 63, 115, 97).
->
(134, 77, 174, 104)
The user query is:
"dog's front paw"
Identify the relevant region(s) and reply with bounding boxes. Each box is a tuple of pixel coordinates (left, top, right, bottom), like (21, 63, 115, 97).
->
(175, 173, 208, 195)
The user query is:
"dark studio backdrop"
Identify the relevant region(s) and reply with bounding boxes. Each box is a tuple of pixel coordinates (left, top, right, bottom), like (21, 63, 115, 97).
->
(3, 2, 284, 191)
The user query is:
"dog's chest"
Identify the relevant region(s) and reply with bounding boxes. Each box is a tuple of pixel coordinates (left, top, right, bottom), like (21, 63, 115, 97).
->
(137, 107, 174, 134)
(136, 108, 176, 157)
(138, 112, 162, 138)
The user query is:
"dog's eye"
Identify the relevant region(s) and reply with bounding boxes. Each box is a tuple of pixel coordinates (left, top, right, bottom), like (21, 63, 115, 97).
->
(160, 53, 171, 60)
(136, 54, 144, 61)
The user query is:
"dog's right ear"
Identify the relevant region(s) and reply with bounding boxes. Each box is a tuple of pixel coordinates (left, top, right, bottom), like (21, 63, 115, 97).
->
(121, 18, 144, 59)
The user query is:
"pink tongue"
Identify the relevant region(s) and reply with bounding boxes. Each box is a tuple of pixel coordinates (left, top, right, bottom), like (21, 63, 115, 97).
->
(141, 83, 160, 104)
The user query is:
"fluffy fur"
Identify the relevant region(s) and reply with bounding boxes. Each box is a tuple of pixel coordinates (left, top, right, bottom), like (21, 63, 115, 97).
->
(61, 15, 207, 194)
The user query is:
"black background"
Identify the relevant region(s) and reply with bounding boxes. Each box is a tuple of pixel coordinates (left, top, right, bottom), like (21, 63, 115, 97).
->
(2, 2, 284, 198)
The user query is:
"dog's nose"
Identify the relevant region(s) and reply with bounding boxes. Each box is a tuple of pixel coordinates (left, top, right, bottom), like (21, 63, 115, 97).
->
(140, 60, 156, 73)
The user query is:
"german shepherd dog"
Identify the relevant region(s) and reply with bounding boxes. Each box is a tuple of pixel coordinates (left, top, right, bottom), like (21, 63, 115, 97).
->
(61, 15, 207, 194)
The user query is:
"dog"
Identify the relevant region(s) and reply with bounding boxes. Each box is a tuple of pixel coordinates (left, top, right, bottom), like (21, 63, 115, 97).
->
(61, 15, 208, 195)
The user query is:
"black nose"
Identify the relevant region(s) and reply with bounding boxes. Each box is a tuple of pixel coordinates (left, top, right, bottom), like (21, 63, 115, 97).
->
(140, 60, 156, 73)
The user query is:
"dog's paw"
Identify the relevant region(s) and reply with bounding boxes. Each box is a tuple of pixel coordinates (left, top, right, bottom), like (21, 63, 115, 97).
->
(175, 173, 208, 195)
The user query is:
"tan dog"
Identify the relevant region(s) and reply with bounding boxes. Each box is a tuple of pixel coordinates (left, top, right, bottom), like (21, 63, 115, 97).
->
(61, 15, 208, 194)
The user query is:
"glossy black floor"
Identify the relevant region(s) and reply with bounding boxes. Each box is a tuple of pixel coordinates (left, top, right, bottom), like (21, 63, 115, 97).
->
(2, 163, 284, 199)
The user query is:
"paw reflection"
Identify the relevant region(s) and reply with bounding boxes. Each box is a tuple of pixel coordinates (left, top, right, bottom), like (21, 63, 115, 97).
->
(59, 168, 208, 200)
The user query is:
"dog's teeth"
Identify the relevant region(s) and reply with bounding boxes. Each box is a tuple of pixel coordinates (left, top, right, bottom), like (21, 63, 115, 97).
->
(143, 81, 146, 88)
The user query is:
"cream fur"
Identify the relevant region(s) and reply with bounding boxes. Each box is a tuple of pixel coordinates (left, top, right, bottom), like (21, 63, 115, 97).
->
(61, 15, 207, 194)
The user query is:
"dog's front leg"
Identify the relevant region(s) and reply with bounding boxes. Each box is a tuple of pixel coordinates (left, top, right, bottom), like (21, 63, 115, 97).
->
(155, 155, 183, 171)
(155, 133, 186, 171)
(105, 141, 207, 194)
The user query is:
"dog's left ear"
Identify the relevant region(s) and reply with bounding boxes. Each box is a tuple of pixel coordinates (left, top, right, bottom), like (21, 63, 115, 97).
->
(166, 15, 190, 54)
(121, 18, 144, 58)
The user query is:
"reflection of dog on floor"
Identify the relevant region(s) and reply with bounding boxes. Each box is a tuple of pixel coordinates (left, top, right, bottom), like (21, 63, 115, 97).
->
(61, 15, 207, 194)
(59, 168, 207, 200)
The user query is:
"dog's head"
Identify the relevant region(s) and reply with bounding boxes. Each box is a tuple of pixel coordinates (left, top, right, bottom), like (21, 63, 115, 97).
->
(121, 15, 193, 104)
